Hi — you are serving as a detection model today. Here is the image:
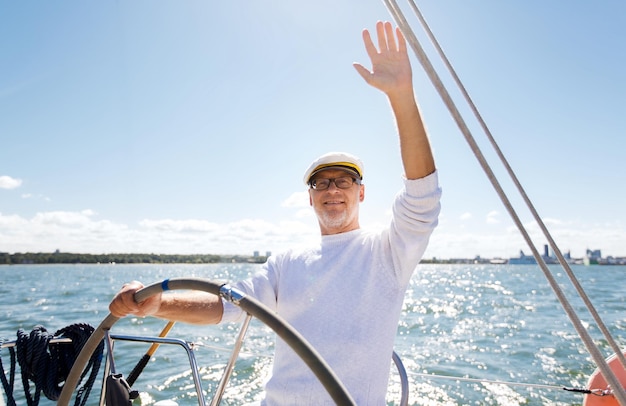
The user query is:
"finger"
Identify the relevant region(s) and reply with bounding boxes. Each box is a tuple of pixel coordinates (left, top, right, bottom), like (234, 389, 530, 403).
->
(361, 29, 378, 61)
(109, 295, 134, 317)
(384, 21, 397, 51)
(376, 21, 387, 51)
(352, 62, 373, 84)
(114, 293, 137, 316)
(396, 27, 407, 54)
(109, 281, 142, 316)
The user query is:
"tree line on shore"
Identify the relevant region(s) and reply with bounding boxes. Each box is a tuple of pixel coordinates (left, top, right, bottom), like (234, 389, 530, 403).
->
(0, 251, 265, 265)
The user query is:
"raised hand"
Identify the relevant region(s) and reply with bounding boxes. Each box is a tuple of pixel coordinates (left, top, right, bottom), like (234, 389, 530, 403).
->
(353, 21, 413, 96)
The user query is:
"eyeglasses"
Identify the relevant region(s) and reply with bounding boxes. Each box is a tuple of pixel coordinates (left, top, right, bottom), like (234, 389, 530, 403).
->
(309, 176, 361, 190)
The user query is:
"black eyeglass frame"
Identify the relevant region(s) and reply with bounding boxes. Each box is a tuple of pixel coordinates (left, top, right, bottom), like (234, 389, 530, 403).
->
(308, 176, 362, 190)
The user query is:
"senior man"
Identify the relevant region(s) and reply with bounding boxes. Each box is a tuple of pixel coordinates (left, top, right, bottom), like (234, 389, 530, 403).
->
(110, 21, 441, 405)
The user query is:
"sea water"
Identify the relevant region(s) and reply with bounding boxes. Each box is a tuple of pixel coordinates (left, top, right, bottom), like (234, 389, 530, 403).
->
(1, 263, 625, 405)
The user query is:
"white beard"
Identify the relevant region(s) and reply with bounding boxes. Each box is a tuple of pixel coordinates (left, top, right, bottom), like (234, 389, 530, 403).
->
(317, 208, 350, 231)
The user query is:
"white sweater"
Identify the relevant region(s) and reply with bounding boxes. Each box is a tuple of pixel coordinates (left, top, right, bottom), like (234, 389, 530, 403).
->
(222, 171, 441, 405)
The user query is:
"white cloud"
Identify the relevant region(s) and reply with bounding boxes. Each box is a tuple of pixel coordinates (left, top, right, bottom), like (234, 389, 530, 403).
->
(0, 209, 321, 256)
(295, 208, 314, 219)
(281, 191, 309, 208)
(426, 228, 522, 260)
(460, 212, 472, 221)
(21, 193, 51, 201)
(0, 213, 29, 230)
(0, 176, 22, 189)
(139, 219, 220, 233)
(486, 210, 500, 224)
(32, 210, 97, 227)
(0, 209, 624, 260)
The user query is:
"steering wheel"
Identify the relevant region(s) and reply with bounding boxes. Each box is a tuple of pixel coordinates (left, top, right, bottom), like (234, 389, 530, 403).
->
(57, 277, 356, 405)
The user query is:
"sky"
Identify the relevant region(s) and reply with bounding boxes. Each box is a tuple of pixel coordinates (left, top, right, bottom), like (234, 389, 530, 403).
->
(1, 1, 625, 260)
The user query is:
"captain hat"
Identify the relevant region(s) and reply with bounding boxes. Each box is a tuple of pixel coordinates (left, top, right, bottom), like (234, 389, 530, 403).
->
(303, 152, 364, 185)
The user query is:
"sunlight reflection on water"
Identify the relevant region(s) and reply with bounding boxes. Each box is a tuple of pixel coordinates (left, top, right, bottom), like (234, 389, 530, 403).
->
(1, 263, 625, 405)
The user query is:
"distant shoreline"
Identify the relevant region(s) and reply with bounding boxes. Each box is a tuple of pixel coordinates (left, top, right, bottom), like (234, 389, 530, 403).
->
(0, 251, 267, 265)
(2, 251, 625, 266)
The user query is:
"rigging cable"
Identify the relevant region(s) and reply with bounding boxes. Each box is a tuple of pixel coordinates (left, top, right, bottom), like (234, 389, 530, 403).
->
(407, 370, 565, 392)
(380, 1, 626, 404)
(408, 371, 612, 398)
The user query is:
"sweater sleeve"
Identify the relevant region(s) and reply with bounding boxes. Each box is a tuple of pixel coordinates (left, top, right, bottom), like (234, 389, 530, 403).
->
(389, 170, 441, 282)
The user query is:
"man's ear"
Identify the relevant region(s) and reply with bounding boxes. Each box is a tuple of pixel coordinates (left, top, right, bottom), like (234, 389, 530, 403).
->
(309, 190, 313, 206)
(359, 184, 365, 202)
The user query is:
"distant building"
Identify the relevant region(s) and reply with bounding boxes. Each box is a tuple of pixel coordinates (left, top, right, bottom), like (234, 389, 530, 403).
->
(508, 244, 558, 265)
(584, 249, 601, 265)
(508, 250, 537, 265)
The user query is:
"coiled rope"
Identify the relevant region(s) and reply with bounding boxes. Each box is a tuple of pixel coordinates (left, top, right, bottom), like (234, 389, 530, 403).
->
(0, 323, 103, 406)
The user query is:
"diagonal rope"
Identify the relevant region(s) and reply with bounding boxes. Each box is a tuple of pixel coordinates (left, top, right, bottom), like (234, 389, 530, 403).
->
(381, 1, 626, 404)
